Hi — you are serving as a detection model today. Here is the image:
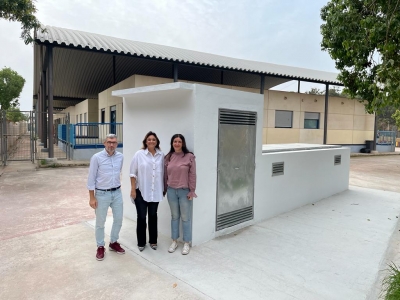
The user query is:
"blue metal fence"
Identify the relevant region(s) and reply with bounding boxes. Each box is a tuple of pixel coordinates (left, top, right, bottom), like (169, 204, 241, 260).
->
(58, 123, 123, 148)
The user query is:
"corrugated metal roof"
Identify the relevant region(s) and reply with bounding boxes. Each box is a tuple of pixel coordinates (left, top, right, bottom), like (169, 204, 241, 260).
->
(36, 25, 340, 85)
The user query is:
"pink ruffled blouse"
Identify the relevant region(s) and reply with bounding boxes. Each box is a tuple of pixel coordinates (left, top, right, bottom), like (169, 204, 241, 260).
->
(164, 152, 197, 198)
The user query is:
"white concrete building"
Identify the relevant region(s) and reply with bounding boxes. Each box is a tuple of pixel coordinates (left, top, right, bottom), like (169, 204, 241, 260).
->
(114, 83, 349, 245)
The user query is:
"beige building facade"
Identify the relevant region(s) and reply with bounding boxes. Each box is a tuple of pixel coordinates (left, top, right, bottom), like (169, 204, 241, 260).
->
(60, 74, 374, 148)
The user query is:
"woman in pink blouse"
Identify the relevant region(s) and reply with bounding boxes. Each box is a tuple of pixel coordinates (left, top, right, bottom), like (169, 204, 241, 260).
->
(164, 134, 197, 255)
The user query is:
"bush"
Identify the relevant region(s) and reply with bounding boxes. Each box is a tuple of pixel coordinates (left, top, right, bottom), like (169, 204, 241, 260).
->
(382, 263, 400, 299)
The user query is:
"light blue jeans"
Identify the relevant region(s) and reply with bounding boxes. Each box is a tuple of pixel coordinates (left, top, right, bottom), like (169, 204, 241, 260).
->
(95, 189, 123, 247)
(167, 187, 192, 242)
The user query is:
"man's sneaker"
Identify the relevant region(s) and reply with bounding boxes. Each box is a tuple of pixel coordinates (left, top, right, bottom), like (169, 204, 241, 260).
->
(109, 242, 125, 254)
(182, 242, 190, 255)
(96, 246, 105, 261)
(168, 241, 178, 253)
(138, 245, 145, 252)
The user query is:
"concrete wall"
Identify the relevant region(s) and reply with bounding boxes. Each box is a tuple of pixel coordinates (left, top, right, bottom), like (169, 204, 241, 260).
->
(98, 75, 173, 124)
(327, 97, 374, 144)
(114, 82, 195, 242)
(72, 147, 123, 160)
(254, 147, 349, 224)
(59, 99, 98, 124)
(114, 83, 350, 246)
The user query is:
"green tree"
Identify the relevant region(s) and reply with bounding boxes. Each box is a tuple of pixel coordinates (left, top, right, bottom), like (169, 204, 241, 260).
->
(321, 0, 400, 114)
(0, 67, 25, 110)
(6, 107, 28, 123)
(306, 87, 325, 95)
(392, 110, 400, 129)
(376, 105, 397, 130)
(0, 0, 42, 44)
(306, 86, 345, 97)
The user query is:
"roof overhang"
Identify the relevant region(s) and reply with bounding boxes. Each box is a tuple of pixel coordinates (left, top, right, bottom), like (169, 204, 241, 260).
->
(33, 26, 341, 110)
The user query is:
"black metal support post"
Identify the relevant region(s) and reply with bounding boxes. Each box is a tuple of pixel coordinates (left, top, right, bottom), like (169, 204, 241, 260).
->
(260, 75, 265, 94)
(37, 87, 42, 141)
(298, 81, 300, 93)
(47, 46, 54, 158)
(1, 110, 7, 165)
(373, 113, 377, 151)
(113, 55, 116, 85)
(173, 64, 178, 82)
(42, 71, 47, 148)
(323, 84, 329, 144)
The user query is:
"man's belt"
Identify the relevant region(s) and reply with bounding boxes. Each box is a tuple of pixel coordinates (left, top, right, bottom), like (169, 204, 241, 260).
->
(96, 186, 121, 192)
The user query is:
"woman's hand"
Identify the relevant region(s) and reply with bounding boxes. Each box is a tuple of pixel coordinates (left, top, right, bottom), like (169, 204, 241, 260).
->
(187, 195, 193, 200)
(130, 189, 136, 201)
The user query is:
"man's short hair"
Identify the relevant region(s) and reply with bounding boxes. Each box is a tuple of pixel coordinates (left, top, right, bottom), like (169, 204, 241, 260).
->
(104, 133, 117, 142)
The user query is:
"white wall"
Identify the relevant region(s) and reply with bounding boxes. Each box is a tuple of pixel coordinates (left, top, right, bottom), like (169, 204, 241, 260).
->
(114, 83, 195, 239)
(254, 147, 349, 222)
(191, 84, 264, 245)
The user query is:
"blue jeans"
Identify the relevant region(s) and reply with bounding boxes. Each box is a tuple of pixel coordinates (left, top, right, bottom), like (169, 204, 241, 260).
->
(95, 189, 123, 247)
(167, 187, 192, 242)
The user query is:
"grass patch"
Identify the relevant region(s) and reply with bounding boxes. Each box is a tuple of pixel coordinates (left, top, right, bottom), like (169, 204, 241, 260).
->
(382, 263, 400, 299)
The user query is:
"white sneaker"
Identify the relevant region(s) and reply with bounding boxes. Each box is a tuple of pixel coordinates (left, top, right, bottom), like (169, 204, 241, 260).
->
(182, 242, 190, 255)
(168, 241, 178, 253)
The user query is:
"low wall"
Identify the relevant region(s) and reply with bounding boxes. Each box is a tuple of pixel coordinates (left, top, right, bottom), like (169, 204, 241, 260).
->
(57, 141, 123, 160)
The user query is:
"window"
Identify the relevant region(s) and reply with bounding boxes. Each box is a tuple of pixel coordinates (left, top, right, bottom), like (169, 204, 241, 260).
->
(275, 110, 293, 128)
(101, 109, 105, 123)
(304, 112, 320, 129)
(110, 106, 116, 134)
(84, 113, 87, 123)
(76, 115, 78, 124)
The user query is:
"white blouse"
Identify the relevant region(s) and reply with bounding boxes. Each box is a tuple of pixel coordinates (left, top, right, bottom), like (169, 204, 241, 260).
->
(129, 149, 164, 202)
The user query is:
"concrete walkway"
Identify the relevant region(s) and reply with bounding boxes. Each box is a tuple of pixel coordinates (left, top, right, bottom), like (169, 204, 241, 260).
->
(93, 186, 400, 300)
(1, 156, 400, 299)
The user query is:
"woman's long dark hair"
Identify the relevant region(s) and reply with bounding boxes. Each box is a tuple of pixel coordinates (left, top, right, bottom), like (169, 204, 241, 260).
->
(165, 134, 192, 160)
(141, 131, 161, 150)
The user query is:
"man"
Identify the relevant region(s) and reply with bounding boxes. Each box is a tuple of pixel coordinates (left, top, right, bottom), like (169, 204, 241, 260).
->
(87, 133, 125, 261)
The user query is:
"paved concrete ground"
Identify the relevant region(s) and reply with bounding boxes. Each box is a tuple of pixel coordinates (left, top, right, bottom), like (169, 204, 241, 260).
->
(1, 154, 400, 299)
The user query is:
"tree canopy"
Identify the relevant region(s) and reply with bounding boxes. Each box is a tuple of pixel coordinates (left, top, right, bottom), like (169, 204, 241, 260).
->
(306, 86, 345, 96)
(0, 67, 25, 110)
(6, 107, 28, 123)
(0, 0, 42, 44)
(321, 0, 400, 114)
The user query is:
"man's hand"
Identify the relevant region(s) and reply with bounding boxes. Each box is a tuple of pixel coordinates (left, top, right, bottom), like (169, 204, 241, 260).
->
(89, 197, 98, 209)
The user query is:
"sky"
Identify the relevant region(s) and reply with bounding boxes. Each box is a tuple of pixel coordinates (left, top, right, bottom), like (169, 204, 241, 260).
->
(0, 0, 337, 111)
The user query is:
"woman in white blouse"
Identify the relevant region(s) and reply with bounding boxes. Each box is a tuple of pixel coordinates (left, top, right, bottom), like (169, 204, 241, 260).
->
(130, 131, 164, 251)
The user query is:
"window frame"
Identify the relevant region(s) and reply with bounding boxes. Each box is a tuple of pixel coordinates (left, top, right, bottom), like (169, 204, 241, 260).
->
(304, 112, 320, 129)
(275, 110, 293, 128)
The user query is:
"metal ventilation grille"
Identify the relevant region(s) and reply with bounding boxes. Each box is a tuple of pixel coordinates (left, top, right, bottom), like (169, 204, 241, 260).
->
(334, 155, 341, 165)
(272, 162, 284, 176)
(216, 206, 253, 231)
(219, 109, 257, 125)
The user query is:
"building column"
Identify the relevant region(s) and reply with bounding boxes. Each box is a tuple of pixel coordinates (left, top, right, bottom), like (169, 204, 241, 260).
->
(323, 84, 329, 144)
(47, 46, 54, 158)
(173, 64, 178, 82)
(42, 70, 47, 148)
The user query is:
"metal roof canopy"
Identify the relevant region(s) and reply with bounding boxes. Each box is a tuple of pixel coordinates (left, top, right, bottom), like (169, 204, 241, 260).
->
(33, 25, 341, 110)
(33, 25, 343, 157)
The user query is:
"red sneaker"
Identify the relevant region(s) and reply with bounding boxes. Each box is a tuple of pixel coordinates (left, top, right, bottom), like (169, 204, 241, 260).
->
(96, 246, 105, 261)
(109, 242, 125, 254)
